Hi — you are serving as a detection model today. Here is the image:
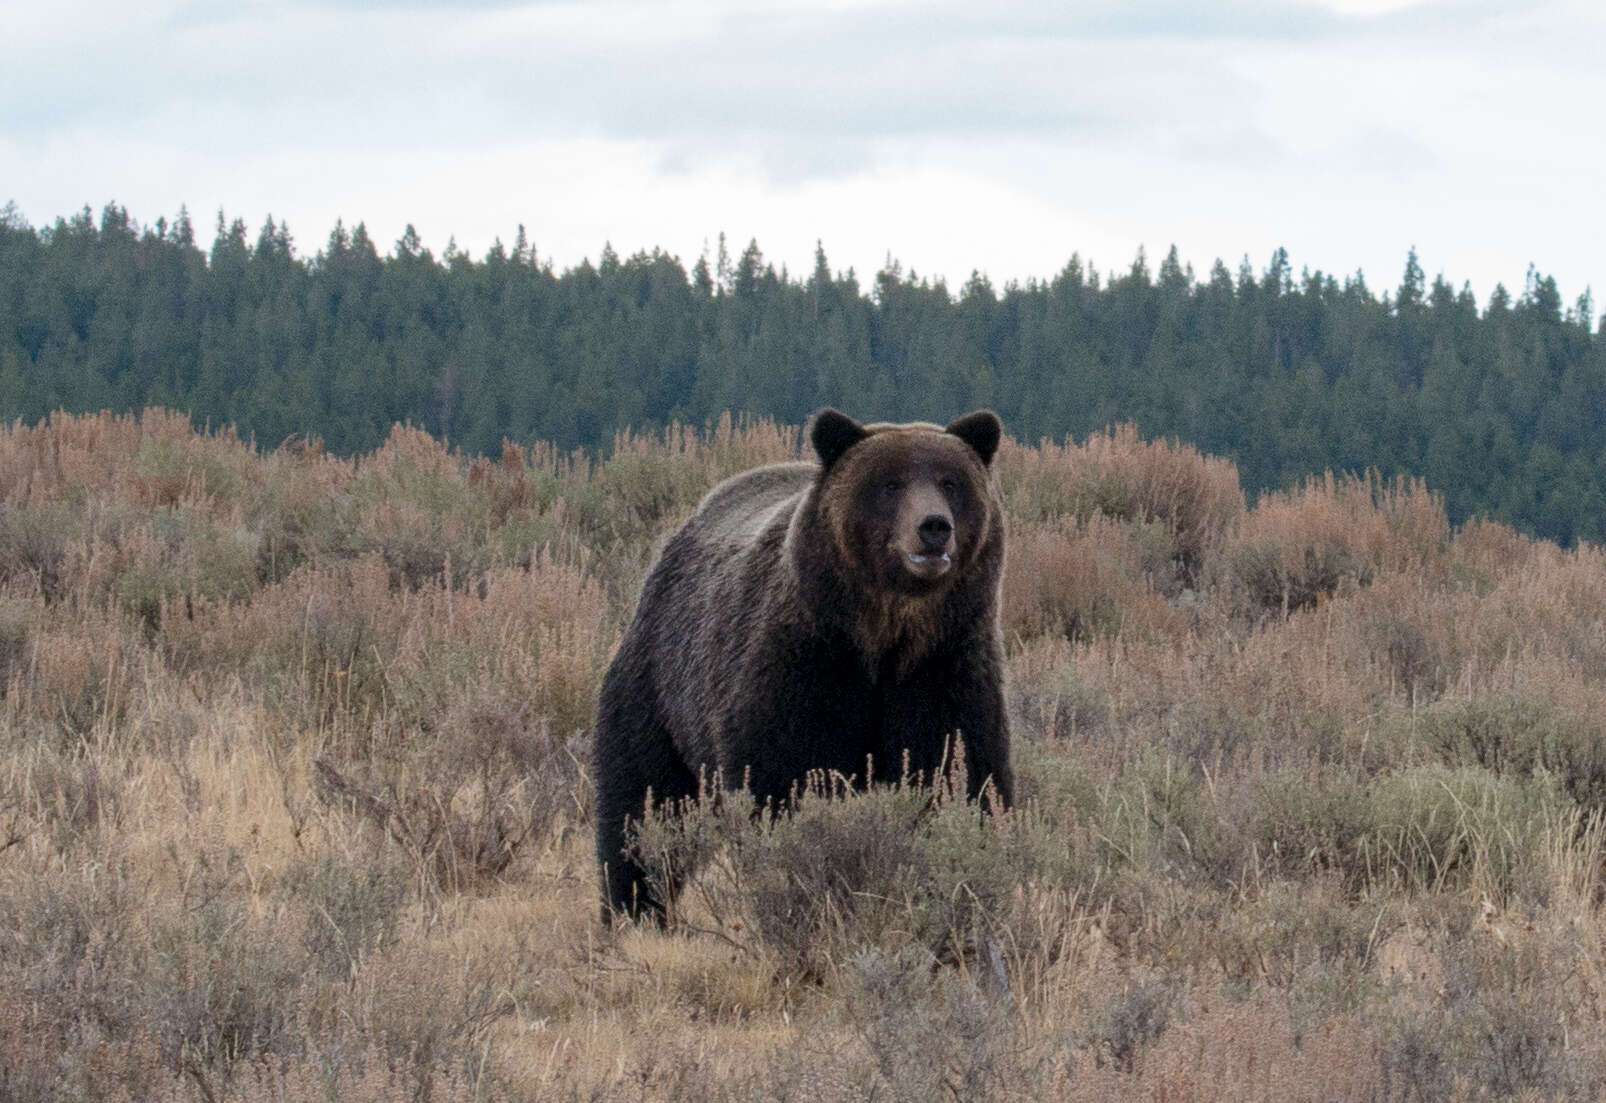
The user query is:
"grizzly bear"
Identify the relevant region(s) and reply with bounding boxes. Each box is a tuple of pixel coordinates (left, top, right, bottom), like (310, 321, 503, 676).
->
(593, 409, 1013, 923)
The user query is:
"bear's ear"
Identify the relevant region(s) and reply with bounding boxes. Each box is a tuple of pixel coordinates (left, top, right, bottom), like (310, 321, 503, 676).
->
(946, 410, 1002, 467)
(810, 409, 868, 472)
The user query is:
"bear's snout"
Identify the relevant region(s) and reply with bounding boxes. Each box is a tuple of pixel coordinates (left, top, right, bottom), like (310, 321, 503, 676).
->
(898, 489, 955, 581)
(917, 514, 953, 553)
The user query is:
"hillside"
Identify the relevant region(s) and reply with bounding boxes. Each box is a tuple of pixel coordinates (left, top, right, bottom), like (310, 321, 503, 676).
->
(3, 202, 1604, 545)
(3, 409, 1606, 1100)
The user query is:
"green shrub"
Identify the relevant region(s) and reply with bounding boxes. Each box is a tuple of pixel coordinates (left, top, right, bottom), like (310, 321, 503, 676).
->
(631, 769, 1082, 980)
(134, 434, 242, 507)
(1360, 764, 1569, 899)
(295, 852, 408, 979)
(1422, 692, 1606, 812)
(0, 855, 154, 1101)
(0, 503, 80, 600)
(152, 891, 306, 1085)
(842, 944, 1021, 1101)
(1377, 924, 1606, 1100)
(1239, 768, 1372, 883)
(1080, 975, 1179, 1072)
(0, 593, 31, 686)
(1093, 749, 1219, 880)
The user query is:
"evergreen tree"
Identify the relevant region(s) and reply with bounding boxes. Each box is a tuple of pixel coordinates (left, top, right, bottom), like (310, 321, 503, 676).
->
(1, 205, 1603, 542)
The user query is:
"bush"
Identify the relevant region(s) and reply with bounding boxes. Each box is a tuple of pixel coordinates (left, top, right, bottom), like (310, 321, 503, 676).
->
(4, 602, 139, 743)
(842, 944, 1022, 1101)
(294, 851, 408, 979)
(0, 503, 81, 600)
(1007, 645, 1116, 746)
(5, 408, 1606, 1099)
(151, 894, 305, 1085)
(631, 766, 1082, 981)
(1080, 975, 1179, 1072)
(1237, 768, 1372, 884)
(1377, 920, 1606, 1100)
(1093, 750, 1219, 882)
(1218, 471, 1448, 618)
(1003, 513, 1182, 643)
(1226, 763, 1571, 900)
(1421, 691, 1606, 813)
(0, 855, 157, 1102)
(998, 424, 1243, 590)
(1360, 765, 1569, 899)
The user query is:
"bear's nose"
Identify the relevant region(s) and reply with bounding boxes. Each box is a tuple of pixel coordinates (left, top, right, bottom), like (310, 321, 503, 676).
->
(917, 514, 953, 552)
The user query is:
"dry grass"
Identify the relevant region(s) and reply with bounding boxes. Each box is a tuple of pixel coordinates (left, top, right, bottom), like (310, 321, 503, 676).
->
(4, 407, 1606, 1100)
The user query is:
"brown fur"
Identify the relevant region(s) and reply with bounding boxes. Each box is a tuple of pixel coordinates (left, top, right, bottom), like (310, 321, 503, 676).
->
(593, 409, 1012, 923)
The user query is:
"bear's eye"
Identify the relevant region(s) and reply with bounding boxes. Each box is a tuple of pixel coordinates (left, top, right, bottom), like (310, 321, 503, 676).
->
(940, 476, 960, 495)
(881, 479, 903, 496)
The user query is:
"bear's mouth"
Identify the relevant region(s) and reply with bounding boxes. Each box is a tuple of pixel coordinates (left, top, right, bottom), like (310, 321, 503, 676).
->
(904, 552, 952, 580)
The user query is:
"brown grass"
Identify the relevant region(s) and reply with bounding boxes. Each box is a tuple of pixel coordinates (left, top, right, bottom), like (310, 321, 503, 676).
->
(3, 407, 1606, 1100)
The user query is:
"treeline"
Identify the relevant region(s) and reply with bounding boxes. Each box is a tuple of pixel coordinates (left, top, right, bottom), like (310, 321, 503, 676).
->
(2, 200, 1603, 543)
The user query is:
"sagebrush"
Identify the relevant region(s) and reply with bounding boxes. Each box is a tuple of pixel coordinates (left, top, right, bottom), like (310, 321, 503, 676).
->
(3, 408, 1606, 1101)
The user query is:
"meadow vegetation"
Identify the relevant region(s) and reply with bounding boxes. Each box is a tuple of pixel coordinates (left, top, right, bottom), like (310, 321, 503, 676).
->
(4, 408, 1606, 1100)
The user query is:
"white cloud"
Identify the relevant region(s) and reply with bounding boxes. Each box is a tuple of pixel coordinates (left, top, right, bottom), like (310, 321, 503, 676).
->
(1317, 0, 1430, 15)
(4, 0, 1602, 308)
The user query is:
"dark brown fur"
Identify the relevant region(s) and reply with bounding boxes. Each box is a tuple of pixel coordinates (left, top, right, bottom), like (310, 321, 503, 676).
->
(592, 409, 1012, 923)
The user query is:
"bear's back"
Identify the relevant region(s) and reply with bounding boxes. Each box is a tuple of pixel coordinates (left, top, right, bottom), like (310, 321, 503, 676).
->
(627, 460, 817, 768)
(685, 461, 816, 553)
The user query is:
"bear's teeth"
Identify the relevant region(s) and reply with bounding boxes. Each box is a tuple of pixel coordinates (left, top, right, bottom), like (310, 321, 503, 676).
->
(908, 553, 951, 565)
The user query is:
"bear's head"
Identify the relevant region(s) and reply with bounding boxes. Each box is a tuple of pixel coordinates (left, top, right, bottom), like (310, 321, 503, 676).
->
(808, 408, 1002, 597)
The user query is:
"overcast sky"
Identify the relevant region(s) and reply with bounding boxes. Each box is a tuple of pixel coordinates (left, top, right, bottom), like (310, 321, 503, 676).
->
(5, 0, 1602, 313)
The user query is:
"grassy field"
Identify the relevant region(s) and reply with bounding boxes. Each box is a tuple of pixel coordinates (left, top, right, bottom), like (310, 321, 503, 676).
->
(4, 408, 1606, 1101)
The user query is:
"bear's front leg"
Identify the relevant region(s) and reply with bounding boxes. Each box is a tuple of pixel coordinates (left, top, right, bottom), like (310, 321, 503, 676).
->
(720, 639, 878, 808)
(878, 642, 1012, 807)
